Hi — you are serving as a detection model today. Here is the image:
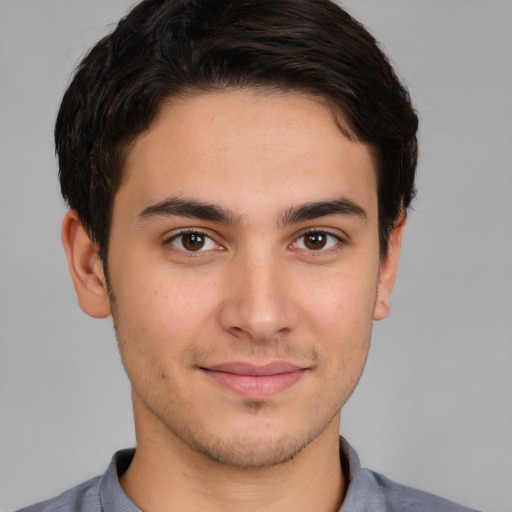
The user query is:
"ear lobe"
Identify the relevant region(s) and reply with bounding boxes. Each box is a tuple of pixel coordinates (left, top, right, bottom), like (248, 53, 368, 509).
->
(61, 210, 111, 318)
(373, 214, 406, 321)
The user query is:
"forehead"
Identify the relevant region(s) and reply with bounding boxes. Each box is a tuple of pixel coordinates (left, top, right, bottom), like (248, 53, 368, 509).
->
(116, 90, 378, 222)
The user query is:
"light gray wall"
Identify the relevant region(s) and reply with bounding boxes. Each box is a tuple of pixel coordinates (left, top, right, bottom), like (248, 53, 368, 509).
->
(0, 1, 511, 511)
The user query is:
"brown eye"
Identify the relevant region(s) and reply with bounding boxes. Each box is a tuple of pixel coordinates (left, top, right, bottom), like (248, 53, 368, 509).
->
(169, 231, 218, 252)
(304, 232, 328, 250)
(181, 233, 205, 251)
(294, 231, 340, 251)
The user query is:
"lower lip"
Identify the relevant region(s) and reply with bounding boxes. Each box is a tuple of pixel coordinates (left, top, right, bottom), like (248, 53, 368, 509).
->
(202, 369, 306, 399)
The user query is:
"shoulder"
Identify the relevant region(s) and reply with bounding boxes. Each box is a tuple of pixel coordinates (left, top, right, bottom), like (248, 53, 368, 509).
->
(15, 450, 136, 512)
(339, 438, 480, 512)
(362, 468, 480, 512)
(15, 476, 102, 512)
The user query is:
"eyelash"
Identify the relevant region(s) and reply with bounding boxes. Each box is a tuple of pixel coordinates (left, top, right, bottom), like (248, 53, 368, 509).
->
(163, 228, 344, 256)
(292, 228, 343, 254)
(164, 228, 223, 255)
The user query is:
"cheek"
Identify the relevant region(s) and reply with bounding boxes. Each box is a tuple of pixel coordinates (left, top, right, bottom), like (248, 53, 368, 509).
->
(301, 265, 379, 329)
(112, 267, 220, 360)
(299, 264, 377, 375)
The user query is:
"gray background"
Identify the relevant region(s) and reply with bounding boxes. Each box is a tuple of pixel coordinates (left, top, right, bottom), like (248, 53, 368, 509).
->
(1, 1, 511, 511)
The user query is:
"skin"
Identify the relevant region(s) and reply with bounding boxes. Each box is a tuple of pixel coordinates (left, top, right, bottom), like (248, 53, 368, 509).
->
(62, 90, 405, 512)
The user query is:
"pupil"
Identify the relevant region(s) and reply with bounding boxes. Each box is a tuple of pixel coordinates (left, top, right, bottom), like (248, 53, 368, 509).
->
(306, 233, 326, 250)
(184, 233, 205, 251)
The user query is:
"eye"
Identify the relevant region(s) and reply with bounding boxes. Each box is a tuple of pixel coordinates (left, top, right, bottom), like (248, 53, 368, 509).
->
(294, 231, 340, 251)
(167, 231, 219, 252)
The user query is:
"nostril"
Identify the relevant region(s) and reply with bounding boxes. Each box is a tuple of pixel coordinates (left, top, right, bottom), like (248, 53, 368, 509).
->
(228, 326, 245, 337)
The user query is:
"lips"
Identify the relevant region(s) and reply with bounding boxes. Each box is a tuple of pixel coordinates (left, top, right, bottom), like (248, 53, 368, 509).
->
(200, 361, 307, 399)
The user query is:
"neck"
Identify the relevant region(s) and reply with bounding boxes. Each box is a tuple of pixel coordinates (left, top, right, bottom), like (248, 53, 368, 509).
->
(120, 398, 346, 512)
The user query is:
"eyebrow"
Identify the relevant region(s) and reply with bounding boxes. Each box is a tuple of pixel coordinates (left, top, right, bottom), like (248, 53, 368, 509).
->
(138, 196, 367, 226)
(278, 198, 367, 226)
(138, 198, 242, 225)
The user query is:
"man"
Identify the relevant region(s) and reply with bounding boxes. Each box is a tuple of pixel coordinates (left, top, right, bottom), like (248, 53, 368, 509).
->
(17, 0, 479, 510)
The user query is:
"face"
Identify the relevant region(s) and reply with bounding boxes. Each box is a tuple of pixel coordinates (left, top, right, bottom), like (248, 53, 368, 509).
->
(83, 91, 400, 468)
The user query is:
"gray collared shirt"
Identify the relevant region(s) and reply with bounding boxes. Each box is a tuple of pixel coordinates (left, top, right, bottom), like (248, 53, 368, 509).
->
(17, 438, 479, 512)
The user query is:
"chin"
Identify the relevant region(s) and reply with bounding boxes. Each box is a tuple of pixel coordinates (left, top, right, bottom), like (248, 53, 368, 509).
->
(182, 407, 338, 470)
(194, 431, 312, 469)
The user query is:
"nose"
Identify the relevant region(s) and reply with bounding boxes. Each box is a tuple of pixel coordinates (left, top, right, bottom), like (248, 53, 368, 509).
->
(218, 248, 298, 343)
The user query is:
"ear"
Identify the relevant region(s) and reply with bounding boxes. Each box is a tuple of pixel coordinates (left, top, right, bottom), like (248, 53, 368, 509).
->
(373, 213, 406, 321)
(61, 210, 111, 318)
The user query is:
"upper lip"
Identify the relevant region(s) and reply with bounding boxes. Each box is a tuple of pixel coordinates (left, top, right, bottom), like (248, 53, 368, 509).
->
(202, 361, 304, 376)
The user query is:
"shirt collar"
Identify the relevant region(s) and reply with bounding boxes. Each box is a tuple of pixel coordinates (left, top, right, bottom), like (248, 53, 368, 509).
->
(339, 436, 386, 511)
(99, 449, 140, 512)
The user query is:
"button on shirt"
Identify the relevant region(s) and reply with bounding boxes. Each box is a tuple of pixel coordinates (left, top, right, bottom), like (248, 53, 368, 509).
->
(17, 438, 480, 512)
